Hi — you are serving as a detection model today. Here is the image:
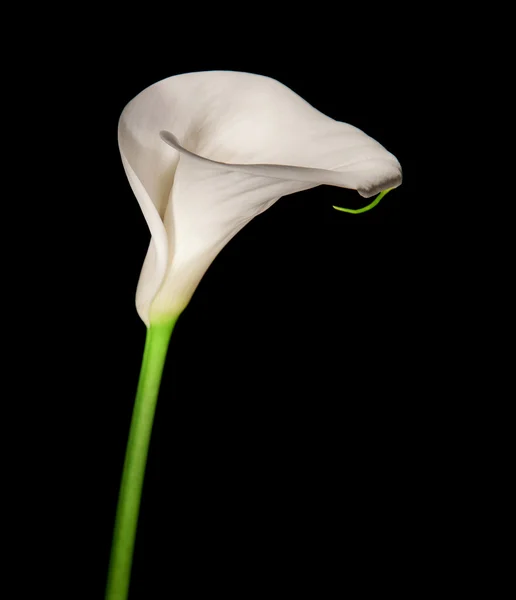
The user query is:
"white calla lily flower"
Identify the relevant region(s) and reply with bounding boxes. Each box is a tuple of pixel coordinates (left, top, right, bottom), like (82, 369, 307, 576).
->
(118, 71, 402, 326)
(108, 72, 403, 600)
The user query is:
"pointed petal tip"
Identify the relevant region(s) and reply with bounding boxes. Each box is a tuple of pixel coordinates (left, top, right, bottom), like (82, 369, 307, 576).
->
(356, 167, 402, 198)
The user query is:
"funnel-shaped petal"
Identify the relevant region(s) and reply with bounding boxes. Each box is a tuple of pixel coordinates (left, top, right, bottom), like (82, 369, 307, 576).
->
(118, 71, 402, 325)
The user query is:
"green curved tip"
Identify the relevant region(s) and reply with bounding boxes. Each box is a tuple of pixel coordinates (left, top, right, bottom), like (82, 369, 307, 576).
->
(333, 188, 392, 214)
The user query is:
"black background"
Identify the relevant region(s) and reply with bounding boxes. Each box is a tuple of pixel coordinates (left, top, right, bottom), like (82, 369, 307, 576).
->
(57, 13, 437, 598)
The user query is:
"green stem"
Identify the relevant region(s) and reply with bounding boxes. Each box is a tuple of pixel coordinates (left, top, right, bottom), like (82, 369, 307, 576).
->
(105, 319, 177, 600)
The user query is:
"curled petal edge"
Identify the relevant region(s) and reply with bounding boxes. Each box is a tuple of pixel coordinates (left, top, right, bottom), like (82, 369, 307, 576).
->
(159, 131, 402, 199)
(120, 151, 169, 322)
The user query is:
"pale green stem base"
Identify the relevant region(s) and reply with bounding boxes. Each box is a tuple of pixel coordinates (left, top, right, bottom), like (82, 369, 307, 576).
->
(105, 320, 177, 600)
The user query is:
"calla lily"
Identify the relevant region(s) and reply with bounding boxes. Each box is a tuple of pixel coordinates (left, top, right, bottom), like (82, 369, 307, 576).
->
(107, 71, 402, 600)
(118, 70, 402, 326)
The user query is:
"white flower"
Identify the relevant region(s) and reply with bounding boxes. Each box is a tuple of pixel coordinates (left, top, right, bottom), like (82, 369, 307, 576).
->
(118, 71, 402, 326)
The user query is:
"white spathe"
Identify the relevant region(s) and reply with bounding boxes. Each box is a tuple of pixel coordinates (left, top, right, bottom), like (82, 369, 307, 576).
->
(118, 71, 402, 325)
